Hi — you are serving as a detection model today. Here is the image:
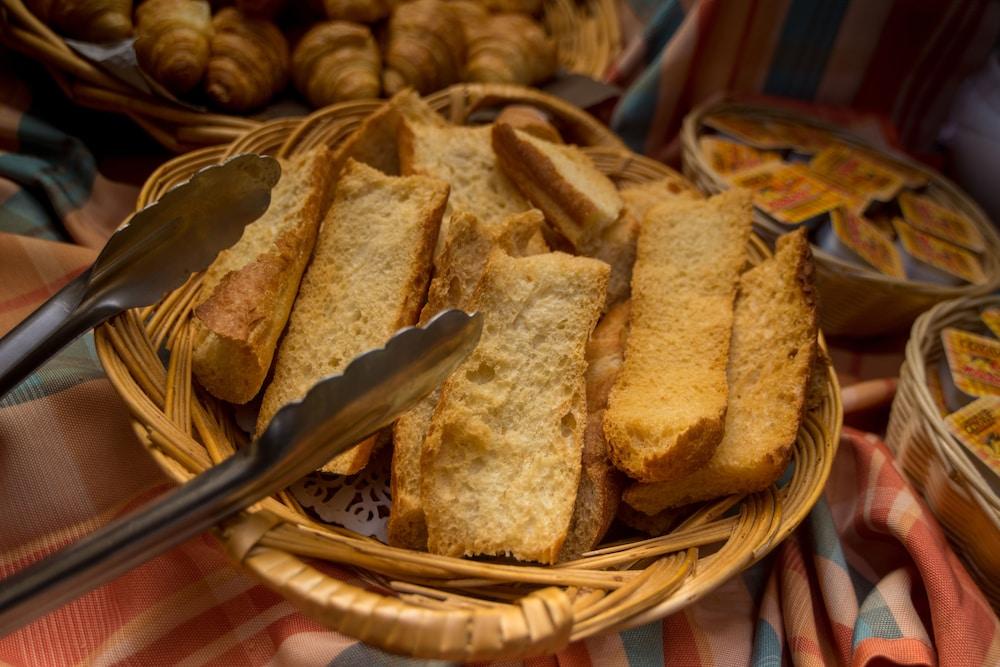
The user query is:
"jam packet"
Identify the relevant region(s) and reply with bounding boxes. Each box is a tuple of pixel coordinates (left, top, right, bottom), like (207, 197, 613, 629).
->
(817, 208, 905, 278)
(809, 145, 904, 203)
(855, 148, 930, 189)
(700, 136, 779, 174)
(894, 219, 987, 285)
(944, 396, 1000, 489)
(899, 191, 985, 252)
(941, 328, 1000, 404)
(727, 162, 845, 226)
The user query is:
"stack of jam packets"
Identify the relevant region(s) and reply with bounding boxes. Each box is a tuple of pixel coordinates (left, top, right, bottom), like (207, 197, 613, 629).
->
(938, 314, 1000, 492)
(701, 112, 988, 285)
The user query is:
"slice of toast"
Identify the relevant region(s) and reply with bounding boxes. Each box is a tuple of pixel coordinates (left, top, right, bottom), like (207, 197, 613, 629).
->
(595, 179, 701, 306)
(604, 189, 752, 482)
(558, 300, 630, 560)
(398, 121, 530, 250)
(388, 209, 549, 549)
(191, 146, 333, 404)
(421, 251, 609, 563)
(256, 159, 449, 474)
(332, 88, 447, 177)
(624, 229, 818, 514)
(492, 123, 623, 250)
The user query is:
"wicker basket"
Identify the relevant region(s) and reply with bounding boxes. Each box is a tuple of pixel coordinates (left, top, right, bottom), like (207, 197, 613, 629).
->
(887, 295, 1000, 609)
(681, 98, 1000, 338)
(0, 0, 620, 153)
(95, 90, 843, 660)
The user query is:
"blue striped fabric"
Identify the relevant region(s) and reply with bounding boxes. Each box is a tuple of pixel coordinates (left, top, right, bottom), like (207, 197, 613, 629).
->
(762, 0, 852, 99)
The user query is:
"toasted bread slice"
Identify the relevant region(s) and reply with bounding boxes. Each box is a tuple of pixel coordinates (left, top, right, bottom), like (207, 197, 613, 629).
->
(256, 159, 448, 474)
(594, 180, 701, 306)
(624, 229, 818, 513)
(492, 123, 622, 250)
(604, 189, 752, 482)
(620, 177, 701, 219)
(399, 121, 530, 250)
(558, 300, 630, 560)
(388, 209, 549, 549)
(332, 88, 447, 177)
(421, 251, 609, 563)
(495, 105, 563, 144)
(191, 147, 333, 404)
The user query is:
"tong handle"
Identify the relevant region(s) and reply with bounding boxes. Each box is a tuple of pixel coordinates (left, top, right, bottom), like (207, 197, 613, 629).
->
(0, 449, 259, 637)
(0, 274, 109, 399)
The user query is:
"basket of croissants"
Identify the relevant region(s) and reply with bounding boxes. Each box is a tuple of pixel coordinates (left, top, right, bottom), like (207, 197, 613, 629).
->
(0, 0, 620, 150)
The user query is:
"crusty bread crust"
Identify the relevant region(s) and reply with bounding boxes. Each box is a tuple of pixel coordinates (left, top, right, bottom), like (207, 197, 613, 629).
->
(331, 88, 447, 177)
(624, 228, 818, 513)
(492, 123, 622, 250)
(256, 159, 448, 474)
(421, 251, 609, 563)
(191, 146, 333, 404)
(604, 189, 752, 482)
(388, 209, 550, 549)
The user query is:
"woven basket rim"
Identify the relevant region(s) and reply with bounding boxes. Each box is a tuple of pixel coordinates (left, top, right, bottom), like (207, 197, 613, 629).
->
(93, 89, 843, 659)
(0, 0, 621, 153)
(900, 294, 1000, 520)
(681, 95, 1000, 297)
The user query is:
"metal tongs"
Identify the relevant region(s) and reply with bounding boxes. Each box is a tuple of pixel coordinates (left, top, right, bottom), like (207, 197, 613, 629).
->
(0, 155, 484, 636)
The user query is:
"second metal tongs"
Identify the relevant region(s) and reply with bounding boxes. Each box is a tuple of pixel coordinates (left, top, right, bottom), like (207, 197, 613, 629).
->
(0, 309, 483, 637)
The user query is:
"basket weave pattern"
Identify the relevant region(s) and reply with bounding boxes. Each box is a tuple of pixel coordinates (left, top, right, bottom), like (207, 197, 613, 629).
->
(0, 0, 620, 152)
(887, 295, 1000, 609)
(95, 89, 843, 659)
(681, 99, 1000, 337)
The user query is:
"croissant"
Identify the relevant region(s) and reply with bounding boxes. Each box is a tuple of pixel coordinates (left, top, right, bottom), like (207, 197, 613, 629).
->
(449, 0, 488, 34)
(204, 8, 290, 112)
(134, 0, 212, 95)
(292, 22, 380, 107)
(25, 0, 132, 41)
(235, 0, 287, 18)
(465, 13, 556, 85)
(383, 0, 465, 95)
(322, 0, 394, 22)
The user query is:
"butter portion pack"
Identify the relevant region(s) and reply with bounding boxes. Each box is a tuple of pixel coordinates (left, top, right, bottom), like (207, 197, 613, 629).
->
(894, 219, 986, 285)
(899, 191, 985, 252)
(816, 208, 905, 278)
(940, 328, 1000, 411)
(944, 396, 1000, 493)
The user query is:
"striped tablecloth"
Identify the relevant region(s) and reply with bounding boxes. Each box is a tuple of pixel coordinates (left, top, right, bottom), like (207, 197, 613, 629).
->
(2, 4, 1000, 660)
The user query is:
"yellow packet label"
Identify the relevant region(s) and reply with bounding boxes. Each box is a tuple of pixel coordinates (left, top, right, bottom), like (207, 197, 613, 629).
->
(700, 136, 780, 174)
(830, 209, 905, 278)
(944, 396, 1000, 480)
(855, 147, 930, 189)
(942, 328, 1000, 397)
(899, 191, 985, 252)
(727, 162, 846, 225)
(809, 145, 903, 202)
(983, 308, 1000, 338)
(703, 114, 787, 149)
(894, 219, 987, 284)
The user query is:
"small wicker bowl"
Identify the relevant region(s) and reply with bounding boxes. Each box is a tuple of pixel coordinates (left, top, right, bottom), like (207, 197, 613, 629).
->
(887, 295, 1000, 609)
(0, 0, 620, 152)
(96, 88, 843, 660)
(681, 98, 1000, 338)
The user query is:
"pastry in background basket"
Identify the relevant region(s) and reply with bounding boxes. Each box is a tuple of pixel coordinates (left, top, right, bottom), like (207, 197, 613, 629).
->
(204, 8, 290, 112)
(382, 0, 466, 95)
(625, 230, 818, 513)
(464, 13, 557, 86)
(421, 251, 608, 563)
(604, 190, 752, 483)
(256, 160, 449, 474)
(191, 146, 334, 404)
(134, 0, 212, 96)
(322, 0, 394, 22)
(291, 21, 381, 107)
(389, 209, 549, 550)
(25, 0, 133, 42)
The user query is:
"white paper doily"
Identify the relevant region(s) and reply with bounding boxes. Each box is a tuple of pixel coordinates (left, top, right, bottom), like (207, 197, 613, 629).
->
(289, 453, 392, 543)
